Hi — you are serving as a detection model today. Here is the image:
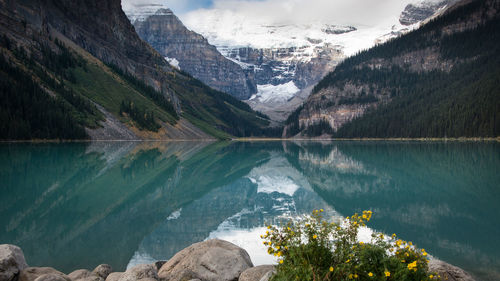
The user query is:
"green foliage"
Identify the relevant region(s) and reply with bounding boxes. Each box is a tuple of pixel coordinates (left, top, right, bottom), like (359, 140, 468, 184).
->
(0, 54, 88, 140)
(262, 210, 438, 281)
(107, 64, 179, 120)
(119, 100, 160, 132)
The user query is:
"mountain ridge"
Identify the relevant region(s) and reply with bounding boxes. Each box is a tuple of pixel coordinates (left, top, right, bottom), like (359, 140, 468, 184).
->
(285, 0, 500, 138)
(0, 0, 275, 140)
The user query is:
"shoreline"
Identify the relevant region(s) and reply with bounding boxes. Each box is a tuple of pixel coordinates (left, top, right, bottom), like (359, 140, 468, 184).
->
(0, 137, 499, 143)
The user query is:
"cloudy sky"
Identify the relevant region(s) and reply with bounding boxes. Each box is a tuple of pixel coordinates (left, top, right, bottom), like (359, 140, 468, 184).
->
(121, 0, 415, 26)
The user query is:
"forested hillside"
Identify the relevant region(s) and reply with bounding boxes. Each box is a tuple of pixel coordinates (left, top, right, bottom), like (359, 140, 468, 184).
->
(286, 0, 500, 138)
(0, 0, 276, 140)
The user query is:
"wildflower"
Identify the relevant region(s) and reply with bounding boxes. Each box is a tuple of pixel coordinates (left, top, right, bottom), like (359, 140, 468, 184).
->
(385, 271, 390, 277)
(354, 274, 358, 278)
(313, 235, 317, 239)
(320, 209, 324, 212)
(346, 259, 350, 263)
(362, 214, 367, 219)
(329, 267, 334, 272)
(349, 274, 353, 279)
(429, 275, 434, 279)
(407, 261, 417, 271)
(279, 260, 283, 264)
(368, 272, 373, 277)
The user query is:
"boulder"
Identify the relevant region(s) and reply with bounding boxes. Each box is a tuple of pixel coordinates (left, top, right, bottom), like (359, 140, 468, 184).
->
(104, 272, 123, 281)
(34, 274, 68, 281)
(428, 259, 475, 281)
(117, 264, 157, 281)
(19, 267, 71, 281)
(152, 262, 166, 272)
(158, 239, 253, 281)
(239, 265, 275, 281)
(92, 265, 113, 279)
(68, 269, 103, 281)
(0, 244, 28, 281)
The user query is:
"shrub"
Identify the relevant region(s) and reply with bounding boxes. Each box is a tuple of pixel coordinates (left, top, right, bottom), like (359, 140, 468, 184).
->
(261, 210, 440, 281)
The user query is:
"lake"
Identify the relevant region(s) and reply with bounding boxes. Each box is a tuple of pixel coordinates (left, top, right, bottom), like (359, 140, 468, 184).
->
(1, 141, 499, 280)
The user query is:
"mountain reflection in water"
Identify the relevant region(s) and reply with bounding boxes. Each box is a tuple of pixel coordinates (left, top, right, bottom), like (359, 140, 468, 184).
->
(0, 141, 498, 280)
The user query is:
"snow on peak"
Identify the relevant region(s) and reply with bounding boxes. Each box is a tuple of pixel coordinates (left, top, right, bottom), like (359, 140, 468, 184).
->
(165, 57, 180, 70)
(122, 1, 169, 23)
(250, 82, 300, 104)
(180, 0, 436, 57)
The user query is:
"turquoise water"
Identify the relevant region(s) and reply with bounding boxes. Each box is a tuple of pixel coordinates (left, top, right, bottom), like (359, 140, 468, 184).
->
(0, 141, 499, 280)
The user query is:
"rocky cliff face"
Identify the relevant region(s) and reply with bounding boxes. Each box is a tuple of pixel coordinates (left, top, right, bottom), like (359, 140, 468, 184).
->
(400, 0, 458, 25)
(132, 9, 257, 100)
(0, 0, 271, 140)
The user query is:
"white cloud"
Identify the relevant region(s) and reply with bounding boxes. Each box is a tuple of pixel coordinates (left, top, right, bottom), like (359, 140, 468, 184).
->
(206, 0, 414, 26)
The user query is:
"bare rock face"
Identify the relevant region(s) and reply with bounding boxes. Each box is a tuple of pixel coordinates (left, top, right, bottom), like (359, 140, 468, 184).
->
(238, 265, 275, 281)
(104, 272, 123, 281)
(68, 269, 103, 281)
(0, 244, 28, 281)
(118, 264, 157, 281)
(133, 9, 257, 100)
(92, 264, 113, 280)
(158, 239, 253, 281)
(19, 267, 71, 281)
(400, 0, 458, 26)
(33, 274, 68, 281)
(429, 259, 475, 281)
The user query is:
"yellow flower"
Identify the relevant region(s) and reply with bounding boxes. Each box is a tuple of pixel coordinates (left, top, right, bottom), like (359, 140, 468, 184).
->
(329, 267, 334, 272)
(385, 271, 390, 277)
(313, 235, 317, 239)
(346, 259, 350, 263)
(359, 241, 364, 245)
(362, 214, 367, 219)
(320, 209, 324, 212)
(423, 252, 428, 256)
(354, 274, 358, 278)
(279, 260, 283, 264)
(368, 272, 373, 277)
(429, 275, 434, 279)
(267, 225, 271, 229)
(276, 246, 280, 250)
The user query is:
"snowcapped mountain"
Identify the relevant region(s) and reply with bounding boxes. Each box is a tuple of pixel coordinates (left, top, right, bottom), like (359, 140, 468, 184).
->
(178, 0, 458, 121)
(121, 0, 458, 121)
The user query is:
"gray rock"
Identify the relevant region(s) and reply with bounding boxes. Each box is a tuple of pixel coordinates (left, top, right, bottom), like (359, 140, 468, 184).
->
(104, 272, 123, 281)
(19, 267, 71, 281)
(92, 265, 113, 279)
(0, 244, 28, 281)
(117, 264, 157, 281)
(34, 274, 68, 281)
(158, 239, 253, 281)
(428, 259, 475, 281)
(68, 269, 103, 281)
(152, 261, 166, 272)
(239, 265, 275, 281)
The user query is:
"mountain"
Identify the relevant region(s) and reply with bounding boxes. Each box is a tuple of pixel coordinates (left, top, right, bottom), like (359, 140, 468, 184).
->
(285, 0, 500, 138)
(181, 0, 459, 121)
(130, 8, 257, 100)
(0, 0, 274, 140)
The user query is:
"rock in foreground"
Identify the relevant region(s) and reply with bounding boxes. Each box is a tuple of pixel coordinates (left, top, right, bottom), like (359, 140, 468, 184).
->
(0, 244, 28, 281)
(158, 239, 253, 281)
(429, 259, 475, 281)
(239, 265, 275, 281)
